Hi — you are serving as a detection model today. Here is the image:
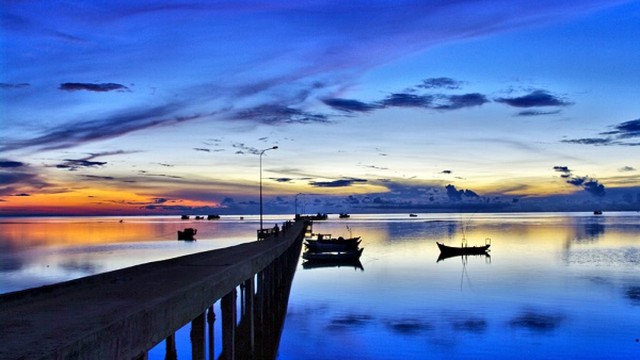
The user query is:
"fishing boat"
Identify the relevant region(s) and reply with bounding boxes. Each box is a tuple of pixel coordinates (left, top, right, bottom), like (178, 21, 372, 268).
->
(305, 239, 361, 252)
(302, 248, 364, 262)
(436, 241, 490, 255)
(177, 228, 197, 241)
(339, 213, 350, 218)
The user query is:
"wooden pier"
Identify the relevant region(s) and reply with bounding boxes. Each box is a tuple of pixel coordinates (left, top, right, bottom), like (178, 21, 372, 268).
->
(0, 218, 311, 360)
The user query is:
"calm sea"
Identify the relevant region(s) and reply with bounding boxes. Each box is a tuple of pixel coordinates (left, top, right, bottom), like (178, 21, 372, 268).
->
(1, 212, 639, 359)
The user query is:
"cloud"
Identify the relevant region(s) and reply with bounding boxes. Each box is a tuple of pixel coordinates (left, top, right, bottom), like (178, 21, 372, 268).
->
(310, 178, 367, 187)
(561, 138, 614, 146)
(583, 179, 605, 197)
(553, 167, 606, 197)
(445, 184, 479, 201)
(231, 143, 262, 155)
(0, 104, 198, 152)
(516, 109, 562, 116)
(322, 98, 380, 113)
(194, 148, 211, 152)
(56, 159, 107, 171)
(379, 93, 432, 108)
(0, 83, 29, 89)
(441, 170, 452, 174)
(619, 166, 635, 172)
(417, 77, 463, 90)
(0, 160, 24, 168)
(495, 90, 573, 108)
(433, 93, 488, 110)
(58, 82, 130, 92)
(81, 175, 115, 181)
(54, 151, 134, 171)
(234, 104, 329, 124)
(562, 118, 640, 147)
(601, 118, 640, 139)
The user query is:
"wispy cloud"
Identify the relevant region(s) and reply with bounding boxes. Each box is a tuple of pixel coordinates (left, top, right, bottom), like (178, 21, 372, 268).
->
(322, 98, 380, 113)
(562, 118, 640, 147)
(0, 83, 30, 89)
(54, 151, 137, 171)
(59, 82, 130, 92)
(233, 104, 329, 124)
(516, 109, 562, 117)
(1, 104, 198, 152)
(310, 178, 367, 188)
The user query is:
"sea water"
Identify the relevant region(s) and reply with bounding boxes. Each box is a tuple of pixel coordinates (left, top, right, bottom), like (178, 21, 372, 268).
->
(1, 212, 639, 359)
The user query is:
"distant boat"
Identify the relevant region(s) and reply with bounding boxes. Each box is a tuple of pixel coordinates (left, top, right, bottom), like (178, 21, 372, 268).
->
(178, 228, 197, 241)
(436, 241, 490, 256)
(194, 216, 204, 220)
(593, 210, 603, 215)
(409, 213, 418, 217)
(302, 248, 364, 262)
(181, 215, 190, 220)
(207, 214, 221, 220)
(339, 213, 350, 218)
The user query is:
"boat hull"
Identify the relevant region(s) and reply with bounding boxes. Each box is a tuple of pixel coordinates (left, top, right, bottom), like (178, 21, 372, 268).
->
(302, 248, 364, 262)
(305, 239, 361, 252)
(436, 242, 489, 255)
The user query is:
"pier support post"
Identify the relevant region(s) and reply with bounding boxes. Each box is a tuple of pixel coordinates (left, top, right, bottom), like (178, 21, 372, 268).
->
(164, 334, 177, 360)
(221, 288, 237, 360)
(207, 306, 215, 360)
(191, 312, 206, 360)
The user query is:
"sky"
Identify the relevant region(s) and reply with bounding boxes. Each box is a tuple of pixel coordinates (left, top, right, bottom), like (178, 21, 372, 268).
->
(1, 0, 640, 216)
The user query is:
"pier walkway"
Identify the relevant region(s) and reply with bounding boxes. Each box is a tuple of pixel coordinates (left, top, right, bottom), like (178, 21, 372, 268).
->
(0, 218, 310, 360)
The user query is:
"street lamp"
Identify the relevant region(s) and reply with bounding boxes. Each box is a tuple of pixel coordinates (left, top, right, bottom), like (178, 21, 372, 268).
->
(259, 146, 278, 232)
(295, 193, 303, 216)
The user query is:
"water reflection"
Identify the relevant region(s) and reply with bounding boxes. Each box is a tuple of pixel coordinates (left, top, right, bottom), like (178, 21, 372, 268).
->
(302, 259, 364, 271)
(2, 213, 640, 359)
(508, 309, 566, 333)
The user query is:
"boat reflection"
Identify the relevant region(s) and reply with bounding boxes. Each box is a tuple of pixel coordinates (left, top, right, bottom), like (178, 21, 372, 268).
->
(302, 259, 364, 271)
(436, 252, 491, 263)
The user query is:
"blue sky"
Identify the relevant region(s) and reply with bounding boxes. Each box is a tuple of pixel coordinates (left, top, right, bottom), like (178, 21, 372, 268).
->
(1, 0, 639, 215)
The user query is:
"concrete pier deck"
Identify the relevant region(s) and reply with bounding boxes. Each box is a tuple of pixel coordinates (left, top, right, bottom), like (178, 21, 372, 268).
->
(0, 219, 308, 360)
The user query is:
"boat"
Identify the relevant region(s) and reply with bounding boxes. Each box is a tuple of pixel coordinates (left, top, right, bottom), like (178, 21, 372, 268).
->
(302, 248, 364, 262)
(593, 210, 603, 215)
(409, 213, 418, 217)
(305, 239, 361, 252)
(177, 228, 197, 241)
(181, 215, 190, 220)
(307, 233, 361, 244)
(207, 214, 221, 220)
(436, 242, 490, 255)
(339, 213, 350, 218)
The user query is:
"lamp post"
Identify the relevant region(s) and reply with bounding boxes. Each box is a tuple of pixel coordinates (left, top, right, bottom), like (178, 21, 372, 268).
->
(295, 193, 303, 216)
(259, 146, 278, 232)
